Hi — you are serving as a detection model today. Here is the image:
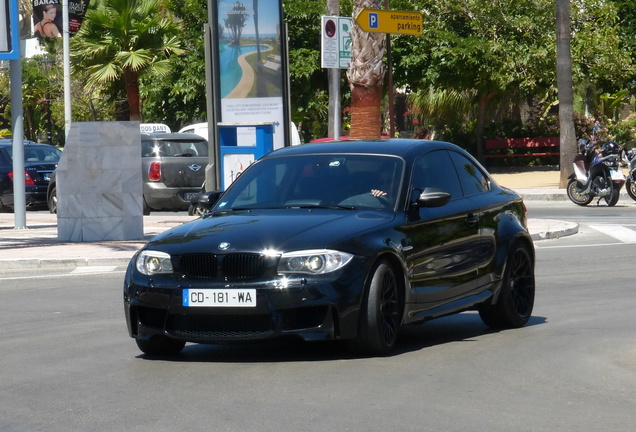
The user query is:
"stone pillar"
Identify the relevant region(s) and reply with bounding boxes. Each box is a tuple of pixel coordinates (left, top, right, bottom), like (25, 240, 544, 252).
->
(57, 122, 144, 242)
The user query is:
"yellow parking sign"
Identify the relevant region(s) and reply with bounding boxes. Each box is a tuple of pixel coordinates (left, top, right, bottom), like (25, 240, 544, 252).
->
(355, 9, 422, 35)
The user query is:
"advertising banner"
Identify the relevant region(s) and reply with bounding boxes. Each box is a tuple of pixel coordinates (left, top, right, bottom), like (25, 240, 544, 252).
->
(216, 0, 287, 149)
(32, 0, 89, 38)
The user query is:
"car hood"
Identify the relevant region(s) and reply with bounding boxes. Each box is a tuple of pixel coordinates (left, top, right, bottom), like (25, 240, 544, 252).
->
(146, 209, 397, 254)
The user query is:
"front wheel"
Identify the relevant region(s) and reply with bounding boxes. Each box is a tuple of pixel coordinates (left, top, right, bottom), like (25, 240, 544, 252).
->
(566, 179, 592, 206)
(480, 243, 535, 329)
(626, 177, 636, 202)
(357, 261, 401, 355)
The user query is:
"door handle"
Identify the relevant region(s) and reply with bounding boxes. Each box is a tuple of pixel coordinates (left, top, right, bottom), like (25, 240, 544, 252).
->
(465, 213, 478, 225)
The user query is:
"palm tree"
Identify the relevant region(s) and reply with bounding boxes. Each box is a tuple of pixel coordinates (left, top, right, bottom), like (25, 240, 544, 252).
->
(556, 0, 576, 188)
(70, 0, 183, 121)
(346, 0, 385, 138)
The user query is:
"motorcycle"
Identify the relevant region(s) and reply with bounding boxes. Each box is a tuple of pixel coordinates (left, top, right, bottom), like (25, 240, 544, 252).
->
(566, 140, 625, 207)
(623, 146, 636, 201)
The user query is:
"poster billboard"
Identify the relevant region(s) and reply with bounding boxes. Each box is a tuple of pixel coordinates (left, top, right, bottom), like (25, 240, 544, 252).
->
(215, 0, 288, 150)
(32, 0, 89, 38)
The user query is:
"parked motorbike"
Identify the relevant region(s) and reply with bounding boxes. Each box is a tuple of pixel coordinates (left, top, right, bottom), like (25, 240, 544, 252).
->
(623, 146, 636, 201)
(566, 140, 625, 206)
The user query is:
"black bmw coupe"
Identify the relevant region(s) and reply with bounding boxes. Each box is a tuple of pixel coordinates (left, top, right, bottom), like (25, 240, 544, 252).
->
(124, 139, 535, 356)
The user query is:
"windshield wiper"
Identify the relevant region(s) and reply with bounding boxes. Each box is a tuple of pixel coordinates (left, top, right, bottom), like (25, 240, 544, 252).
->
(294, 204, 356, 210)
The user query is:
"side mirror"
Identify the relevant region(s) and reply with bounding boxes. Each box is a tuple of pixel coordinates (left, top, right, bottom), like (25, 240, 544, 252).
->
(205, 190, 224, 209)
(415, 187, 451, 208)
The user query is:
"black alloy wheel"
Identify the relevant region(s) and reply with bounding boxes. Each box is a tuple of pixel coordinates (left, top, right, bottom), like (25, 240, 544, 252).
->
(480, 243, 535, 329)
(358, 261, 401, 355)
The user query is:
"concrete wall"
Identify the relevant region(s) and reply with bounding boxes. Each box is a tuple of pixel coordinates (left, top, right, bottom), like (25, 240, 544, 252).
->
(56, 122, 144, 242)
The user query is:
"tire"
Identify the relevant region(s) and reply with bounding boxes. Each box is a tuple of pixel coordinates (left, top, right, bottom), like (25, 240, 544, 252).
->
(135, 336, 185, 356)
(357, 261, 401, 355)
(566, 179, 592, 206)
(48, 186, 57, 214)
(605, 186, 620, 207)
(188, 203, 206, 217)
(479, 243, 535, 329)
(626, 177, 636, 202)
(143, 198, 151, 216)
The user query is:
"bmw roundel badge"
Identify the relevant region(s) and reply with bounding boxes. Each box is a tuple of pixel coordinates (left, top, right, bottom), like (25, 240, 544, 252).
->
(218, 242, 230, 250)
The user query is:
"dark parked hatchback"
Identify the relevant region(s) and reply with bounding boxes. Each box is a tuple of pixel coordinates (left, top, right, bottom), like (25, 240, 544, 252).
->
(0, 141, 61, 211)
(124, 139, 535, 356)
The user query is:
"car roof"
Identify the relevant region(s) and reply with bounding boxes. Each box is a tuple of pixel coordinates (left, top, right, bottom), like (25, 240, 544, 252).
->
(141, 133, 207, 141)
(264, 139, 465, 159)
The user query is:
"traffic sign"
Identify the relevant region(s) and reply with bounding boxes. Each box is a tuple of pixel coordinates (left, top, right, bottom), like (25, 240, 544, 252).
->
(355, 8, 422, 35)
(321, 16, 353, 69)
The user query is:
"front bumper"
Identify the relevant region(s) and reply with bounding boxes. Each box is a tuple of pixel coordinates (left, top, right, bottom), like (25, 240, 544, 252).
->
(124, 265, 366, 344)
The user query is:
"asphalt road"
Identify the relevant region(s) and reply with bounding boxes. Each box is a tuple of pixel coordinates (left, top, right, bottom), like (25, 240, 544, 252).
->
(1, 202, 636, 432)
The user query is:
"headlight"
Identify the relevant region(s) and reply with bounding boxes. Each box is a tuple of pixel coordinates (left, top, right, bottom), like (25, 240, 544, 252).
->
(136, 250, 173, 275)
(277, 249, 353, 275)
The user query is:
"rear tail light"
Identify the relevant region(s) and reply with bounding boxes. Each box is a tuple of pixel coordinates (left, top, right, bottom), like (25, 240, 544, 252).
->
(148, 162, 161, 181)
(8, 171, 36, 185)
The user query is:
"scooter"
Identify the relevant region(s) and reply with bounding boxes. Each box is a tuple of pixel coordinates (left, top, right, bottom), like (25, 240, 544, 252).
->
(566, 140, 625, 207)
(622, 146, 636, 201)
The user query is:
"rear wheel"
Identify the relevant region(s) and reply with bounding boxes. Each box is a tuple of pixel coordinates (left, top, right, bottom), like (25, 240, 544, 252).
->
(626, 177, 636, 202)
(605, 186, 620, 206)
(480, 243, 535, 329)
(48, 186, 57, 214)
(135, 336, 185, 356)
(566, 179, 592, 206)
(357, 261, 401, 355)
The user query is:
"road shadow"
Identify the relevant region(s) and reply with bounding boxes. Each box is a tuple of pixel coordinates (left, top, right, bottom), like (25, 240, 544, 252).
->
(138, 313, 547, 363)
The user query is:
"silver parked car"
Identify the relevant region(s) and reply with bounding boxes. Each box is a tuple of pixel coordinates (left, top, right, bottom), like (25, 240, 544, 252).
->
(141, 133, 208, 214)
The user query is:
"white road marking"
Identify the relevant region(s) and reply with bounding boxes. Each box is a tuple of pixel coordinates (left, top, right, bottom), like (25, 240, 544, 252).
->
(588, 225, 636, 243)
(71, 266, 118, 274)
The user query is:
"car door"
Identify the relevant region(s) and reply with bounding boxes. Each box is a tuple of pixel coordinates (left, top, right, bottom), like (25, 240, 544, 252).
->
(401, 149, 483, 315)
(447, 150, 499, 290)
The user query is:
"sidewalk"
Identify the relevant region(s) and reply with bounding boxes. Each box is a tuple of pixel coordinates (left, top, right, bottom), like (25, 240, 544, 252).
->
(0, 169, 579, 270)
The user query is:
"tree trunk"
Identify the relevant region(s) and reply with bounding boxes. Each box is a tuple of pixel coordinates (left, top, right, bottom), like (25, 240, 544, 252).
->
(347, 0, 385, 139)
(123, 69, 142, 122)
(476, 91, 497, 161)
(556, 0, 576, 189)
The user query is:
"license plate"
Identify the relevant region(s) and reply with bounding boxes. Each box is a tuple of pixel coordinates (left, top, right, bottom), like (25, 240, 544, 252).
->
(182, 289, 256, 307)
(184, 192, 199, 200)
(610, 170, 625, 181)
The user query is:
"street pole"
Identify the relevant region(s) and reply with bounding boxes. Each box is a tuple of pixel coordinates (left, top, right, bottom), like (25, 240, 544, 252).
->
(10, 59, 26, 229)
(63, 0, 72, 139)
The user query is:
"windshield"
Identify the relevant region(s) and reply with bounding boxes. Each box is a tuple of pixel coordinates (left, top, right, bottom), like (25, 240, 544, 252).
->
(215, 154, 403, 211)
(141, 139, 208, 157)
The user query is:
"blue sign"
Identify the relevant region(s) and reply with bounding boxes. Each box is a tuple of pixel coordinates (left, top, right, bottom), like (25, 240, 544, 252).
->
(0, 0, 20, 59)
(369, 12, 379, 29)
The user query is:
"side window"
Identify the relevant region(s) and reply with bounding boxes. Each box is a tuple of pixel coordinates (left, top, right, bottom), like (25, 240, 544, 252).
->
(412, 150, 463, 200)
(448, 151, 491, 197)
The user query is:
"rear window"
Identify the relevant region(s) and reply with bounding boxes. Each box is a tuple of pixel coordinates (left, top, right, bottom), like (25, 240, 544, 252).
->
(3, 145, 62, 163)
(141, 139, 209, 157)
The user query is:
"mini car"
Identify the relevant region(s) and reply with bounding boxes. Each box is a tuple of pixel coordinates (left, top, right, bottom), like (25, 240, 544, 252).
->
(124, 139, 535, 356)
(0, 140, 61, 211)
